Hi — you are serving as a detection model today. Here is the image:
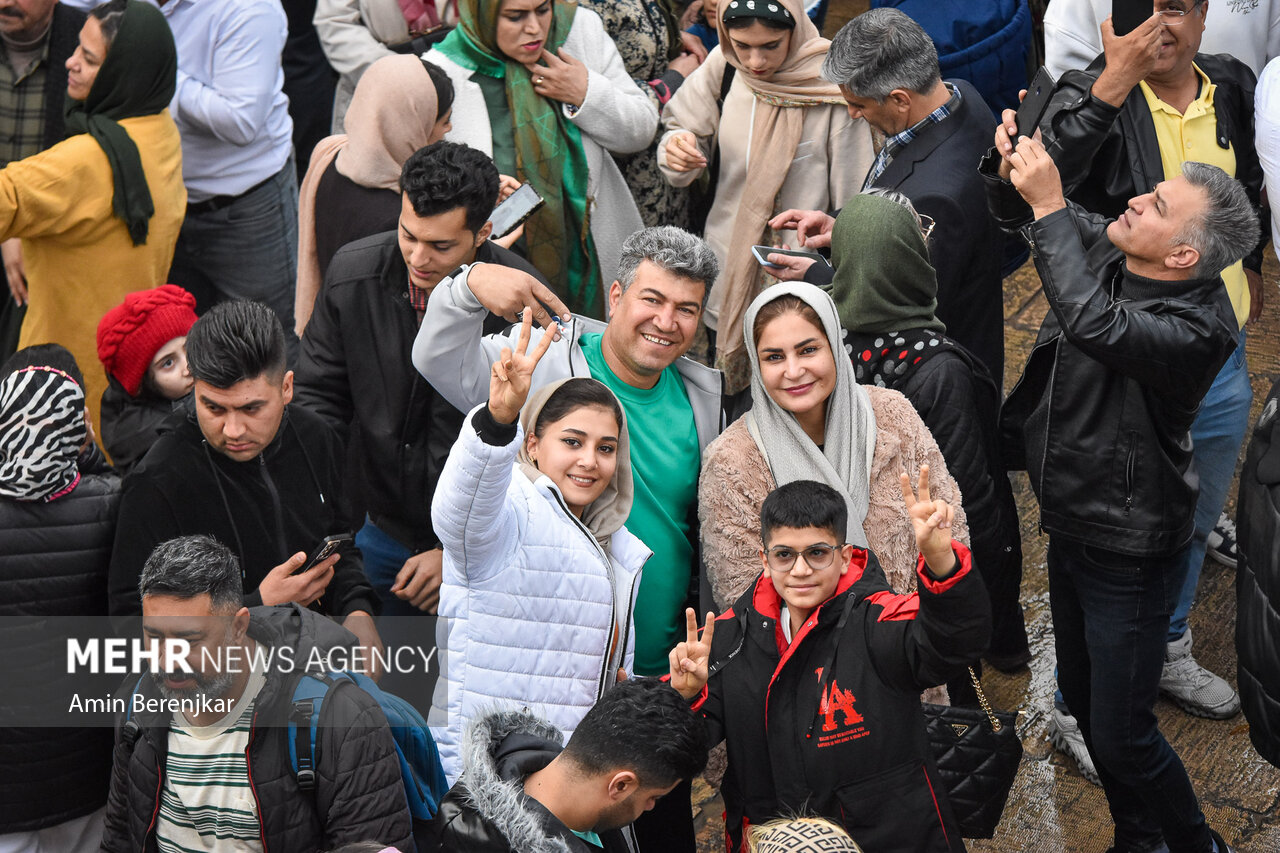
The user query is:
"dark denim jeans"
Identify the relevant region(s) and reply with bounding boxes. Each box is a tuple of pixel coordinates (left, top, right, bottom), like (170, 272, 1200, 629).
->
(168, 156, 300, 365)
(1048, 537, 1212, 853)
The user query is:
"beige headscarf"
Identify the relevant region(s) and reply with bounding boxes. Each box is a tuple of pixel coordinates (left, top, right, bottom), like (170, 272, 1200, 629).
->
(294, 54, 444, 335)
(664, 0, 844, 386)
(514, 378, 633, 553)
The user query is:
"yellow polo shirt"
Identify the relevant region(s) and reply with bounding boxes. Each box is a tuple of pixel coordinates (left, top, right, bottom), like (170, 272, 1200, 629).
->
(1140, 64, 1247, 328)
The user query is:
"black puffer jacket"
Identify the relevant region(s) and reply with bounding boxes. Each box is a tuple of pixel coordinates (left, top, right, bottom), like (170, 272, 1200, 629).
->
(0, 451, 118, 831)
(698, 546, 989, 853)
(984, 162, 1238, 556)
(98, 378, 184, 476)
(1235, 379, 1280, 769)
(108, 406, 377, 627)
(295, 232, 539, 550)
(433, 710, 634, 853)
(1039, 52, 1267, 272)
(99, 605, 413, 852)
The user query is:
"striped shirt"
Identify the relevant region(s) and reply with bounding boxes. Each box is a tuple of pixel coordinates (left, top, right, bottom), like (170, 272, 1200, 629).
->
(156, 668, 266, 853)
(862, 83, 962, 190)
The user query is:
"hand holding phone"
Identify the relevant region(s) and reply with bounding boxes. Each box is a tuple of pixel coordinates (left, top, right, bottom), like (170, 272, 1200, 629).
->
(751, 245, 829, 269)
(296, 533, 353, 575)
(1015, 67, 1056, 140)
(489, 183, 545, 239)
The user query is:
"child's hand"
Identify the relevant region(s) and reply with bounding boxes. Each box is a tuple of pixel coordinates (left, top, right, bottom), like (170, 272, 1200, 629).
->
(899, 465, 957, 578)
(668, 608, 716, 700)
(488, 309, 557, 424)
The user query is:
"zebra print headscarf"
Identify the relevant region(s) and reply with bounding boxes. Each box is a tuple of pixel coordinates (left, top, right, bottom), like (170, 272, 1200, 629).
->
(0, 366, 86, 501)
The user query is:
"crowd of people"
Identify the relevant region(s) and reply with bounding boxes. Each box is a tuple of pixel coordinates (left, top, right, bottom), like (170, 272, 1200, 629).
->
(1, 0, 1278, 852)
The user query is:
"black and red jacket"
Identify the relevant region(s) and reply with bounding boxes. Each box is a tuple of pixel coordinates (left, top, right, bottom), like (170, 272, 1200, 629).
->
(694, 544, 990, 853)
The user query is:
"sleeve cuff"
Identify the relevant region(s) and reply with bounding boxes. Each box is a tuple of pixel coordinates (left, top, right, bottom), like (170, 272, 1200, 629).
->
(244, 590, 264, 608)
(472, 406, 519, 446)
(916, 541, 973, 594)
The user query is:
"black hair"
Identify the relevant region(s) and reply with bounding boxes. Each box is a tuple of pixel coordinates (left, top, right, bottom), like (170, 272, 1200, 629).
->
(563, 678, 709, 788)
(185, 301, 286, 389)
(533, 378, 622, 439)
(421, 59, 455, 122)
(138, 535, 244, 612)
(724, 15, 794, 31)
(400, 141, 500, 234)
(760, 480, 847, 546)
(90, 0, 129, 48)
(2, 344, 85, 389)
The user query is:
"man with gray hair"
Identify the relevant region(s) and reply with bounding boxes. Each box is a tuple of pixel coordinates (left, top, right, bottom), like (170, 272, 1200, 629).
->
(413, 224, 722, 852)
(101, 535, 412, 852)
(769, 6, 1007, 387)
(984, 135, 1253, 853)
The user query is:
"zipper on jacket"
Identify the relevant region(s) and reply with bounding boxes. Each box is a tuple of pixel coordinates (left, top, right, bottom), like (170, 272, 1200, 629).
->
(144, 748, 164, 845)
(245, 712, 269, 852)
(258, 456, 288, 564)
(1124, 431, 1137, 513)
(1037, 356, 1059, 500)
(548, 487, 620, 697)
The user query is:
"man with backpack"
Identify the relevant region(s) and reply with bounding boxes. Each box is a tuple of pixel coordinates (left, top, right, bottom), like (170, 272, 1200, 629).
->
(100, 535, 415, 852)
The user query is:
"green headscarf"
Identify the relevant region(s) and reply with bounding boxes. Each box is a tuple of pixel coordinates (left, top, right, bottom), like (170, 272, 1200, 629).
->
(436, 0, 604, 318)
(64, 0, 177, 247)
(828, 193, 945, 335)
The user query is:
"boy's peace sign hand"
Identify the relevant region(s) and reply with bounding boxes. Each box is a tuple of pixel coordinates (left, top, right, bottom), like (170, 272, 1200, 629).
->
(488, 309, 558, 424)
(669, 608, 716, 700)
(899, 464, 958, 578)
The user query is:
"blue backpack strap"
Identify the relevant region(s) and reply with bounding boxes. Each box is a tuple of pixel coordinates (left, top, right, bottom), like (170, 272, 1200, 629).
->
(288, 672, 336, 793)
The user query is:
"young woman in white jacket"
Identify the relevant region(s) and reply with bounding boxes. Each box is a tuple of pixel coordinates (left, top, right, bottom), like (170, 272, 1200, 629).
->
(425, 0, 657, 319)
(429, 312, 649, 782)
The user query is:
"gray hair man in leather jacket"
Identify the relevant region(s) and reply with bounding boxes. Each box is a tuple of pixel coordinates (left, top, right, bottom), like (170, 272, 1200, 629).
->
(982, 133, 1256, 853)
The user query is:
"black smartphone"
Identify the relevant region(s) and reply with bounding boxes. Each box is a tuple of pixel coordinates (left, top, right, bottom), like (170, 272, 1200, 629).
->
(296, 533, 352, 574)
(489, 183, 545, 239)
(751, 245, 831, 269)
(1113, 0, 1153, 36)
(1015, 67, 1057, 139)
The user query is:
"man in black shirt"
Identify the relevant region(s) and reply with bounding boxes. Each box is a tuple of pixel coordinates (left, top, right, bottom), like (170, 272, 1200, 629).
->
(295, 141, 547, 709)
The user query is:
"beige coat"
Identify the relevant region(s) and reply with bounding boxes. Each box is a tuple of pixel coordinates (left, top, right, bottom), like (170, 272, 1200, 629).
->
(698, 385, 970, 609)
(657, 48, 872, 330)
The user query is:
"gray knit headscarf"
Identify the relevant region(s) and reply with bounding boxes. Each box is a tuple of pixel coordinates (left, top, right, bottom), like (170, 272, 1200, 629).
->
(743, 281, 876, 548)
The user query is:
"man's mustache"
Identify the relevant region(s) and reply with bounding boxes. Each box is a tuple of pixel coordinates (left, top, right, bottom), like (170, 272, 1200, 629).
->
(0, 9, 25, 19)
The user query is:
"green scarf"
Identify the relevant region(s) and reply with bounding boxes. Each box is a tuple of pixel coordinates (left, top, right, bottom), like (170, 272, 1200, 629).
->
(63, 0, 177, 247)
(828, 194, 946, 335)
(436, 0, 604, 318)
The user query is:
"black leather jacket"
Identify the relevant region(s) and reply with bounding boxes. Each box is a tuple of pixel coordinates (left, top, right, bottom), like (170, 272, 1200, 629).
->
(984, 159, 1238, 556)
(1040, 51, 1267, 273)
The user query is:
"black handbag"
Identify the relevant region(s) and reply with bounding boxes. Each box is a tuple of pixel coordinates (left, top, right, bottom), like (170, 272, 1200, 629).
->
(922, 667, 1023, 839)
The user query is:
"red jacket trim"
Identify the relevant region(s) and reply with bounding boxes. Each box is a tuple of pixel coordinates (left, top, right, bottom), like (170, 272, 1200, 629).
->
(915, 541, 973, 595)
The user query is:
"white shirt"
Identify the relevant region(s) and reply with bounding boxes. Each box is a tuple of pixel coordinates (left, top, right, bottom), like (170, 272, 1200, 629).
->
(141, 0, 293, 201)
(1256, 57, 1280, 262)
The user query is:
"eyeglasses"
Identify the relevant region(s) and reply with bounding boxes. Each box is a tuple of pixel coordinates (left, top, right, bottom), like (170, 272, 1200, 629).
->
(916, 213, 936, 243)
(763, 543, 843, 572)
(1157, 0, 1204, 24)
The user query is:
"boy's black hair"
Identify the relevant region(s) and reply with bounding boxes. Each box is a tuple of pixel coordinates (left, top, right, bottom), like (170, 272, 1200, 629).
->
(760, 480, 847, 546)
(2, 344, 85, 389)
(399, 141, 500, 234)
(185, 301, 287, 389)
(563, 678, 709, 789)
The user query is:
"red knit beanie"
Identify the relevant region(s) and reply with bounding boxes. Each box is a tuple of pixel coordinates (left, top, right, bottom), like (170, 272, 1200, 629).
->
(97, 285, 198, 396)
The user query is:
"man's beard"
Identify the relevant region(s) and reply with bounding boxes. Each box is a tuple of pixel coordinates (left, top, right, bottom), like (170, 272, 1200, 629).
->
(150, 668, 236, 705)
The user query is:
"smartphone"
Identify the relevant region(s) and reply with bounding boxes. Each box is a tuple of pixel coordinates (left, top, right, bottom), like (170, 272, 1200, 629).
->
(751, 245, 831, 269)
(1015, 67, 1057, 139)
(295, 533, 352, 574)
(1113, 0, 1152, 36)
(488, 183, 544, 239)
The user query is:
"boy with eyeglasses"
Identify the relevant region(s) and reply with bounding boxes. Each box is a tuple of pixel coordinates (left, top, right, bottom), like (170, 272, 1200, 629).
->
(667, 473, 990, 853)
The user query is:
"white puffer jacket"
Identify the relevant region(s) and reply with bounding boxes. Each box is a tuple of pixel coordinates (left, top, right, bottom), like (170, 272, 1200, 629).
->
(429, 409, 649, 782)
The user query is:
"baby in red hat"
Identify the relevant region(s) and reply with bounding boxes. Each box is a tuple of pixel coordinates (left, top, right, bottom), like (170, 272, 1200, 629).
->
(96, 285, 198, 473)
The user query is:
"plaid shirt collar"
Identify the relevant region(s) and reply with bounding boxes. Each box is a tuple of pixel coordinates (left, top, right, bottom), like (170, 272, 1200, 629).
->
(863, 82, 961, 189)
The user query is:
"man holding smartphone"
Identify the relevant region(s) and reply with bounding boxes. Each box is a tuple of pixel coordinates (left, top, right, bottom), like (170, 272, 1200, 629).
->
(294, 141, 547, 710)
(1030, 0, 1265, 760)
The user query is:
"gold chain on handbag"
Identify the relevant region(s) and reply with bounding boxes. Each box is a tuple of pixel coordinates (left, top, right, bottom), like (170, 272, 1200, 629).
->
(968, 666, 1002, 732)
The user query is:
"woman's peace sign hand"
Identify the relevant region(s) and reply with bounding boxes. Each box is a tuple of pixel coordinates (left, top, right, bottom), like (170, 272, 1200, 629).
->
(488, 309, 558, 424)
(899, 464, 958, 578)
